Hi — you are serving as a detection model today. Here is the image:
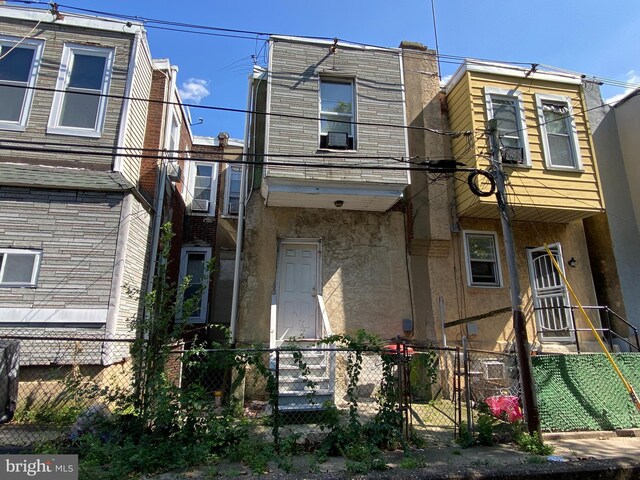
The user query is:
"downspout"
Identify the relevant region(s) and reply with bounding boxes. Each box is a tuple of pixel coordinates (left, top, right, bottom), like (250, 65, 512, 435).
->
(229, 74, 255, 345)
(146, 65, 178, 295)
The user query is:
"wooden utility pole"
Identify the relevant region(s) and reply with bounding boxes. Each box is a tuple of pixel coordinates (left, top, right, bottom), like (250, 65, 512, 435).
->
(488, 119, 540, 435)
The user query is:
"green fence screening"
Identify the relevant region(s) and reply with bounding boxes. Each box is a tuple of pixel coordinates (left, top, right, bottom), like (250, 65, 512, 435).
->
(532, 353, 640, 432)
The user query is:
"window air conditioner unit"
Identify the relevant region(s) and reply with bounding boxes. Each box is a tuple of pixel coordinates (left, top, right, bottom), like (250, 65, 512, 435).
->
(167, 161, 181, 181)
(502, 147, 524, 164)
(483, 361, 506, 381)
(191, 199, 210, 213)
(326, 131, 349, 149)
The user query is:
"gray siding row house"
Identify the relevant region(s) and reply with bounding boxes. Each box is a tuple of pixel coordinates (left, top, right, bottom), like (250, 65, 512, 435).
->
(0, 6, 233, 368)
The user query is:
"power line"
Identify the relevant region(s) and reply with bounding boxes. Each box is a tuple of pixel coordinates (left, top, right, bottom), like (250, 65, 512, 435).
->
(4, 0, 637, 93)
(4, 83, 469, 137)
(0, 138, 457, 162)
(0, 143, 478, 173)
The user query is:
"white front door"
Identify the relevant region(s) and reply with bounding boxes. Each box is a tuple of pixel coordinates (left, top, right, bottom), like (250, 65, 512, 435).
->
(276, 242, 319, 340)
(527, 244, 574, 342)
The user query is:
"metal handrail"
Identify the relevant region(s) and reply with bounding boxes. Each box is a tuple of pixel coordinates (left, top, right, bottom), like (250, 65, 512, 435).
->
(533, 304, 639, 352)
(317, 294, 332, 338)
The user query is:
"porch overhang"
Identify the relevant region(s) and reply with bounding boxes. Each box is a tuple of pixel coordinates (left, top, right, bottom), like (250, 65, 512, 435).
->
(261, 177, 407, 212)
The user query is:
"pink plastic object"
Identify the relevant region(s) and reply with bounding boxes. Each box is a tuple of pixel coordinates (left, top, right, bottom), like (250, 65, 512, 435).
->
(485, 395, 523, 422)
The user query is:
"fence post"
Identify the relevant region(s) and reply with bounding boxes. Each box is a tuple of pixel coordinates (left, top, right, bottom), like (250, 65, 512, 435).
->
(455, 347, 461, 438)
(571, 307, 581, 353)
(463, 337, 473, 434)
(274, 348, 280, 452)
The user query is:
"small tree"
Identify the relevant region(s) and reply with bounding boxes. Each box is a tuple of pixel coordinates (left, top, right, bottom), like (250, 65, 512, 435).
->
(129, 222, 213, 426)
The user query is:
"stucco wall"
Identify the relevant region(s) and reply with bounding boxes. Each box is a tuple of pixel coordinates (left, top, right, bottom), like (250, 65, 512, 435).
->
(586, 96, 640, 330)
(431, 218, 600, 352)
(237, 196, 412, 345)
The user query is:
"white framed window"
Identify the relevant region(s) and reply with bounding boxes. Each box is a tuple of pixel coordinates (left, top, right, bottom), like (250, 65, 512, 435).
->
(319, 77, 356, 150)
(223, 165, 241, 216)
(0, 248, 43, 288)
(0, 36, 44, 131)
(484, 87, 530, 166)
(190, 162, 217, 215)
(178, 247, 211, 324)
(535, 93, 582, 171)
(47, 43, 115, 137)
(463, 231, 502, 287)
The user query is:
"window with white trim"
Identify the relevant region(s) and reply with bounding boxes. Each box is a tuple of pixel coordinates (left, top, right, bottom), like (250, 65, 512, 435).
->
(319, 78, 356, 149)
(484, 87, 530, 166)
(0, 248, 42, 288)
(0, 36, 44, 131)
(464, 232, 502, 287)
(179, 247, 211, 324)
(47, 44, 114, 137)
(535, 94, 582, 170)
(224, 165, 241, 215)
(190, 162, 217, 214)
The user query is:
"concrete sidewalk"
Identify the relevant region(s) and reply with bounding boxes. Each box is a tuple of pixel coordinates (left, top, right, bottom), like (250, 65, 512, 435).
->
(151, 431, 640, 479)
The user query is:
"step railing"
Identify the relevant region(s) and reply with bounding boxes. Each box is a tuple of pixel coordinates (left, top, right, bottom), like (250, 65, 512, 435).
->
(535, 305, 639, 353)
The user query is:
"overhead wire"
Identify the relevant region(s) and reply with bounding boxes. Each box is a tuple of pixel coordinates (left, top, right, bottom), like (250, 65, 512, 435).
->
(3, 0, 637, 95)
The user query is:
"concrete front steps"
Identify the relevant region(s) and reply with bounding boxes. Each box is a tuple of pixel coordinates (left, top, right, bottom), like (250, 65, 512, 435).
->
(272, 344, 335, 412)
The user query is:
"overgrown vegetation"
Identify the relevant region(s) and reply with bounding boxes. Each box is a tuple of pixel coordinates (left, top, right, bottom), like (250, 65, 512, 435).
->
(456, 401, 553, 455)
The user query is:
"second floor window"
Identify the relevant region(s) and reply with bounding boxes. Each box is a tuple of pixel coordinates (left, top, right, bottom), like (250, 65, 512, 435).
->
(224, 165, 241, 215)
(319, 78, 355, 150)
(536, 94, 582, 170)
(484, 88, 530, 166)
(191, 163, 216, 214)
(0, 36, 44, 131)
(48, 44, 114, 137)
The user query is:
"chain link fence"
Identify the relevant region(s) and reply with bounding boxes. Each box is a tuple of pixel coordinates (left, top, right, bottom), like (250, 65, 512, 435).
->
(0, 331, 525, 450)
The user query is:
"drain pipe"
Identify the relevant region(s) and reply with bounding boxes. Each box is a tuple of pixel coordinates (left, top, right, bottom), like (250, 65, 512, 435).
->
(229, 74, 255, 345)
(146, 65, 178, 295)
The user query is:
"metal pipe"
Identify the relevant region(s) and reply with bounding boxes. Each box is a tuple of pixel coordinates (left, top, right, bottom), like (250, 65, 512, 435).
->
(229, 74, 255, 344)
(145, 65, 177, 296)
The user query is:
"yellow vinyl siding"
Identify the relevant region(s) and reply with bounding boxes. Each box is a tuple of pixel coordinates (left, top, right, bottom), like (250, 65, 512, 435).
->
(448, 70, 604, 222)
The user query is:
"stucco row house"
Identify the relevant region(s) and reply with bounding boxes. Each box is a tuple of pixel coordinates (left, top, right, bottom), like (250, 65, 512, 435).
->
(231, 35, 638, 362)
(1, 6, 638, 387)
(0, 5, 240, 375)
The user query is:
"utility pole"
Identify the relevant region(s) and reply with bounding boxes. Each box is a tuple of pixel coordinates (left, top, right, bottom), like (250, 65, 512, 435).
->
(488, 119, 540, 435)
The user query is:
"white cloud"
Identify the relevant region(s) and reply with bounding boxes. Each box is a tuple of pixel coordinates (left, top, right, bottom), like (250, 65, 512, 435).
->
(178, 78, 210, 103)
(440, 74, 452, 88)
(603, 70, 640, 105)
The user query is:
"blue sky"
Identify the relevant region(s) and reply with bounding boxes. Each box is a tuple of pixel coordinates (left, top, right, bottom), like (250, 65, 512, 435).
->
(31, 0, 640, 139)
